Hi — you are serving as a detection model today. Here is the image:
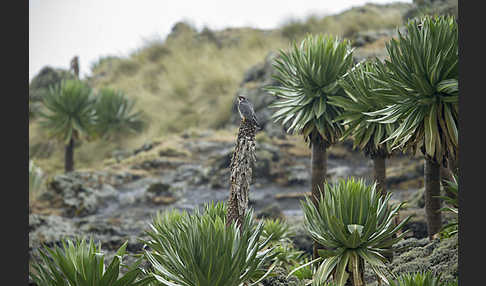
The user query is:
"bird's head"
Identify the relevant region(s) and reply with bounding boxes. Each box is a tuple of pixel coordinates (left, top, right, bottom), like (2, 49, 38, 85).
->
(237, 95, 247, 104)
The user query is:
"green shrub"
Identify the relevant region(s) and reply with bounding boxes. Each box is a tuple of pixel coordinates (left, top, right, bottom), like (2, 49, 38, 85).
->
(137, 41, 171, 62)
(260, 218, 312, 281)
(116, 59, 140, 76)
(290, 256, 313, 280)
(261, 218, 293, 244)
(300, 178, 410, 285)
(142, 202, 276, 286)
(29, 237, 153, 286)
(90, 55, 121, 73)
(440, 174, 458, 212)
(202, 200, 227, 220)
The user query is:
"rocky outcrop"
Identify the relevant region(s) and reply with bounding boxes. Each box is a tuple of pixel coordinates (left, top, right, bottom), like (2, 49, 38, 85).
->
(48, 173, 116, 217)
(145, 181, 183, 205)
(256, 203, 285, 220)
(260, 267, 301, 286)
(41, 171, 142, 217)
(351, 27, 407, 48)
(289, 224, 314, 256)
(29, 214, 79, 254)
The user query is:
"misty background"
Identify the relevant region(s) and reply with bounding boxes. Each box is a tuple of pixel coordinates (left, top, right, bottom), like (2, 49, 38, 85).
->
(29, 0, 412, 80)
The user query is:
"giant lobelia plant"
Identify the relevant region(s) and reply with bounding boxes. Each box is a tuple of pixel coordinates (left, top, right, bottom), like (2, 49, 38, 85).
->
(296, 178, 410, 286)
(330, 59, 399, 195)
(142, 202, 276, 286)
(29, 237, 153, 286)
(94, 88, 145, 140)
(266, 34, 354, 257)
(365, 15, 458, 238)
(39, 79, 97, 173)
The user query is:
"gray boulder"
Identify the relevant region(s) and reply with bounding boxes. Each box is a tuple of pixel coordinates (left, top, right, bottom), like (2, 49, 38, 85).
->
(256, 202, 285, 220)
(286, 165, 309, 186)
(260, 267, 301, 286)
(29, 214, 79, 255)
(145, 181, 183, 205)
(48, 172, 118, 217)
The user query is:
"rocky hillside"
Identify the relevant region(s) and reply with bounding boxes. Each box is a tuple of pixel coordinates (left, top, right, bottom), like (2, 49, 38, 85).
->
(29, 1, 425, 175)
(29, 0, 458, 175)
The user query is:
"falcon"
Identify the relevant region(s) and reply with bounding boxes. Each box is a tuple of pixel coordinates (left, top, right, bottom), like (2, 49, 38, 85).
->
(237, 95, 261, 129)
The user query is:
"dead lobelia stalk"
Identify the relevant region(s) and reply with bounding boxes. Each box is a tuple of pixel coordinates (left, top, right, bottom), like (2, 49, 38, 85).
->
(226, 118, 257, 228)
(70, 56, 79, 79)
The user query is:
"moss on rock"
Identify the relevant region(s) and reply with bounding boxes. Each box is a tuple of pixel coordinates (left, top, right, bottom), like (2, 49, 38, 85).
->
(260, 267, 302, 286)
(390, 234, 458, 283)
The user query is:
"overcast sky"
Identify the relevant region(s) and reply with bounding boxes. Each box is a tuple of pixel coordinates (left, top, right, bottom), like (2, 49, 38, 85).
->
(29, 0, 412, 81)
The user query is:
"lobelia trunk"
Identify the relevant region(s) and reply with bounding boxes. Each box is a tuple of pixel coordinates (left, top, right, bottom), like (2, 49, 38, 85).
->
(65, 137, 74, 173)
(372, 153, 394, 278)
(65, 57, 79, 174)
(226, 119, 257, 229)
(310, 134, 327, 259)
(373, 155, 387, 195)
(424, 157, 442, 239)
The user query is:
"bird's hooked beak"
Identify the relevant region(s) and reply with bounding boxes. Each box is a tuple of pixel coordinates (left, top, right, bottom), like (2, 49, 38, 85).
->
(237, 96, 245, 103)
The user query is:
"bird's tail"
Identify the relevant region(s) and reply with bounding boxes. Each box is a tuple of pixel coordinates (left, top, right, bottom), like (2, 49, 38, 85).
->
(252, 116, 262, 130)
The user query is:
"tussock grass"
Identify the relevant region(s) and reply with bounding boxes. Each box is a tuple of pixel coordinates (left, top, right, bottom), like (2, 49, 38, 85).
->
(279, 3, 410, 42)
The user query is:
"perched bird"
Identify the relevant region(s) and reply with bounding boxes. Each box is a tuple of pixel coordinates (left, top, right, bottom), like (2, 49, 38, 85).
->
(237, 95, 261, 129)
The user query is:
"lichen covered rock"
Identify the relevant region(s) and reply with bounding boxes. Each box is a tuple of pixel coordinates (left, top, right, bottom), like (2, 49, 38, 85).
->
(390, 234, 458, 283)
(260, 267, 301, 286)
(48, 172, 118, 217)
